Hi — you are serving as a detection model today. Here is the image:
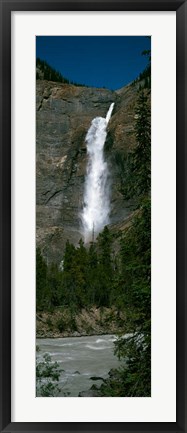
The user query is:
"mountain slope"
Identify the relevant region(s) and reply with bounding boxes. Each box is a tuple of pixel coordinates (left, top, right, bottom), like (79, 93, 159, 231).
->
(36, 79, 140, 263)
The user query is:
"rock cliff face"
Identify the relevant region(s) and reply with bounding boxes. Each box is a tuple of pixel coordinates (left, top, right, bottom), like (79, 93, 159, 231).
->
(36, 80, 139, 263)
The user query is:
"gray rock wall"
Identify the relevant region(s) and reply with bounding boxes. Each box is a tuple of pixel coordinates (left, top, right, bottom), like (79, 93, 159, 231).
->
(36, 80, 138, 263)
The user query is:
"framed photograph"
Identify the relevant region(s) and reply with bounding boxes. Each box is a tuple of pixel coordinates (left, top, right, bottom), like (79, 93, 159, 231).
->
(0, 0, 186, 432)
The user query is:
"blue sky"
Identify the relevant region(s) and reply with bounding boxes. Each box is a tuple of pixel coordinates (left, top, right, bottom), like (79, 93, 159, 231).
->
(36, 36, 151, 90)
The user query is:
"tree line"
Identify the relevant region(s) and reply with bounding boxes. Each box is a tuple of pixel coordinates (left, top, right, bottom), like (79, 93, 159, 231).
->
(131, 48, 151, 90)
(36, 57, 86, 87)
(36, 226, 114, 311)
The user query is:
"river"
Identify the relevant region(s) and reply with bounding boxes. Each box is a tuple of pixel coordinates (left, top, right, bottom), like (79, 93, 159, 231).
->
(36, 334, 123, 397)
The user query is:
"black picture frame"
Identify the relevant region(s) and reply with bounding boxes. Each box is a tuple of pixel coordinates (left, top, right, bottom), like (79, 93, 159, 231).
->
(0, 0, 186, 432)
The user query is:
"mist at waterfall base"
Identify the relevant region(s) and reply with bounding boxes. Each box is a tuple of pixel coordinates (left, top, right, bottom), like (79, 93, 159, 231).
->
(81, 103, 114, 242)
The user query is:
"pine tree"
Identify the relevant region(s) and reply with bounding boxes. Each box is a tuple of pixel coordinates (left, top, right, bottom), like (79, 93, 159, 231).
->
(47, 262, 63, 307)
(100, 199, 151, 396)
(124, 91, 151, 202)
(73, 239, 88, 307)
(95, 226, 113, 306)
(62, 240, 77, 306)
(36, 247, 48, 310)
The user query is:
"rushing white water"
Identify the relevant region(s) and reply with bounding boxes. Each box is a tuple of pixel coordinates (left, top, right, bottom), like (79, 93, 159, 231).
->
(81, 103, 114, 241)
(36, 334, 122, 397)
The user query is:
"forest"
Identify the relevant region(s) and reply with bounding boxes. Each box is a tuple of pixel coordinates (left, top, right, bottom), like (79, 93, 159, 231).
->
(36, 57, 86, 87)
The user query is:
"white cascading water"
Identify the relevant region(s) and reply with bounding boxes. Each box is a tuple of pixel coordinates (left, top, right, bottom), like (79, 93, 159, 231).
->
(81, 103, 115, 241)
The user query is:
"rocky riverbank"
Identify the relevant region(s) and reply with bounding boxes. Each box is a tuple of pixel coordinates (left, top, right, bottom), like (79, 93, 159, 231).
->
(36, 306, 125, 338)
(78, 368, 121, 397)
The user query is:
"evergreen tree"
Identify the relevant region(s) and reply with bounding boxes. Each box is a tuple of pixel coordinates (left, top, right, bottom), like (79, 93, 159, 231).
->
(62, 240, 77, 306)
(96, 226, 114, 306)
(73, 239, 88, 307)
(86, 242, 98, 305)
(47, 262, 63, 307)
(99, 198, 151, 396)
(98, 226, 113, 272)
(36, 247, 48, 310)
(124, 91, 151, 202)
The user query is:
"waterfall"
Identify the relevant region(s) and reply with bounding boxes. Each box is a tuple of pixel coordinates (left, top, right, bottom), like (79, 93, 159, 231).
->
(81, 103, 114, 241)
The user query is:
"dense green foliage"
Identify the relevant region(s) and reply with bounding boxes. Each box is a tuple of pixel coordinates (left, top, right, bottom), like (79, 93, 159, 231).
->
(36, 351, 62, 396)
(36, 227, 115, 311)
(99, 197, 151, 396)
(123, 91, 151, 202)
(131, 48, 151, 89)
(36, 57, 86, 86)
(36, 89, 151, 396)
